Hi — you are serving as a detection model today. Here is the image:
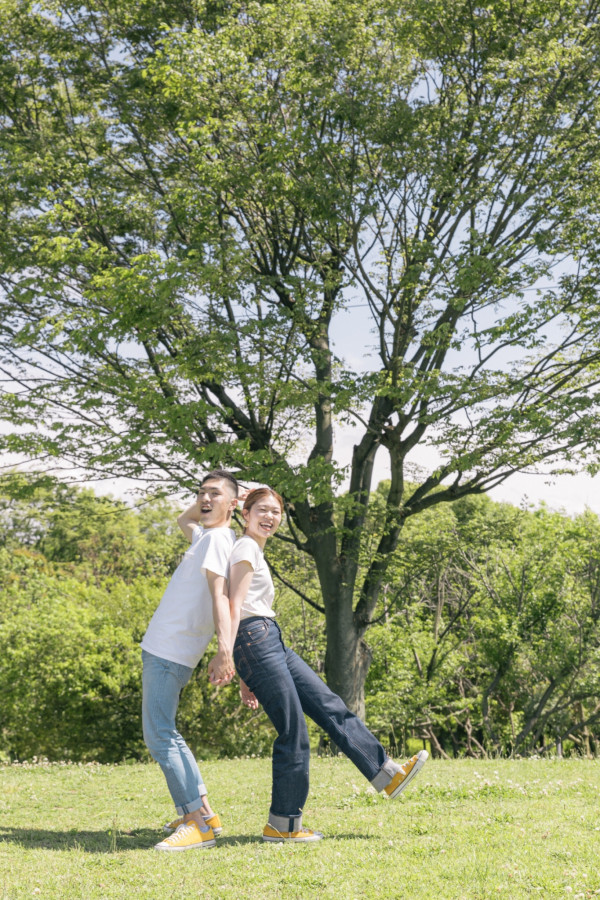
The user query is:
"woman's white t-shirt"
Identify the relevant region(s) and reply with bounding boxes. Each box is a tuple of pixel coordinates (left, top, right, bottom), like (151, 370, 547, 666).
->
(228, 535, 276, 620)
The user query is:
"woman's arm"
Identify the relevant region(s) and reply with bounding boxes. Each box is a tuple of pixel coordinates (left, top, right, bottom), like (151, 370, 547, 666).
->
(228, 559, 255, 649)
(228, 560, 261, 709)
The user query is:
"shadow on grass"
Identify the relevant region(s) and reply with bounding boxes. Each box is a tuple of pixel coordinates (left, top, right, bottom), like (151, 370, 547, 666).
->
(0, 827, 257, 853)
(0, 828, 373, 852)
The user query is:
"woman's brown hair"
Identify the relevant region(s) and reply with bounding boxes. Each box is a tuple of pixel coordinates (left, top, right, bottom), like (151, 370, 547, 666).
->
(243, 487, 284, 516)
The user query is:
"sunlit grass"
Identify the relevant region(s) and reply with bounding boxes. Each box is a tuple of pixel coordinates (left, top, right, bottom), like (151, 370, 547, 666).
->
(0, 757, 598, 899)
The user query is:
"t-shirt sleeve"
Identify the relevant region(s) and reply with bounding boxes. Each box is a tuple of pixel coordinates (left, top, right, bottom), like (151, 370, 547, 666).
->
(190, 524, 204, 544)
(229, 538, 261, 571)
(197, 529, 233, 578)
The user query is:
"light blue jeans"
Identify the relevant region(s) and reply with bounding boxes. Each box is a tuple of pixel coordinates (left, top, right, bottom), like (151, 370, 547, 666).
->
(142, 649, 207, 815)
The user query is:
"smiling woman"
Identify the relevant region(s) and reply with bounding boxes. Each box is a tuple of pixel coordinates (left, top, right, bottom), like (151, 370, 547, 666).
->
(242, 489, 284, 544)
(227, 487, 428, 844)
(228, 489, 284, 623)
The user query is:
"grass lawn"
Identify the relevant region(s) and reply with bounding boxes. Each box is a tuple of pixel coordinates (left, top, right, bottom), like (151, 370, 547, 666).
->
(0, 756, 598, 899)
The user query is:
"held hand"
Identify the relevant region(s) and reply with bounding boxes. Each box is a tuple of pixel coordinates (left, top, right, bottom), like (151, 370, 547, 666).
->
(207, 652, 235, 686)
(240, 679, 259, 710)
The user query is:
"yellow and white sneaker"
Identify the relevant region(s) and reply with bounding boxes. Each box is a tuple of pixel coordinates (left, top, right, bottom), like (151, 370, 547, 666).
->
(163, 813, 223, 836)
(384, 750, 428, 799)
(154, 821, 216, 851)
(263, 824, 323, 843)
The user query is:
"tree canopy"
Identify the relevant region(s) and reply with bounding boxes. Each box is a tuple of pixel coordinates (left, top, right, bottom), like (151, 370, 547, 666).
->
(2, 0, 600, 710)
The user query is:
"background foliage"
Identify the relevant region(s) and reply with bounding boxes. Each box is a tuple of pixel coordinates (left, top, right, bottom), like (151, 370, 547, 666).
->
(0, 473, 598, 763)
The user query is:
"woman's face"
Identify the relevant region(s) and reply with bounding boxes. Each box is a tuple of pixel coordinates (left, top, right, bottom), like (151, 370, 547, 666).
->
(242, 495, 283, 544)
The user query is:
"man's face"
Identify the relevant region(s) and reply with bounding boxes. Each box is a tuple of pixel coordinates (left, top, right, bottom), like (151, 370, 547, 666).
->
(197, 478, 237, 529)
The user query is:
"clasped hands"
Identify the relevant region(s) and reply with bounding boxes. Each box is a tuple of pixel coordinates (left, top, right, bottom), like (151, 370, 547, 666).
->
(207, 651, 235, 686)
(207, 653, 259, 710)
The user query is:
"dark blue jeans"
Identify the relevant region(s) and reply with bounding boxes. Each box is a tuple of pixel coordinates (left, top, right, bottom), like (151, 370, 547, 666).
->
(233, 616, 388, 818)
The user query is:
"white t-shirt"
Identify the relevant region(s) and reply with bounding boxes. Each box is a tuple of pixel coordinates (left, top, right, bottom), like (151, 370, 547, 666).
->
(228, 535, 276, 620)
(141, 524, 235, 668)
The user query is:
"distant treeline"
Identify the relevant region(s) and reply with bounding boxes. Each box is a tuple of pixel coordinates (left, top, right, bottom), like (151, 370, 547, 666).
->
(0, 473, 598, 762)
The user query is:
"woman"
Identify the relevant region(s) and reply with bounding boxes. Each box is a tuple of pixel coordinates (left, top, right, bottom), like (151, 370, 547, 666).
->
(228, 487, 428, 843)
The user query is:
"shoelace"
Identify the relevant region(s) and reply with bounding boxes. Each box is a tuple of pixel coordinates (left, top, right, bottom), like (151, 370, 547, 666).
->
(167, 823, 196, 842)
(399, 755, 419, 776)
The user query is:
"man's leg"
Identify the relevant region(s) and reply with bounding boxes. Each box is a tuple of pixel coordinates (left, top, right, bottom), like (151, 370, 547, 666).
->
(285, 646, 427, 795)
(142, 651, 213, 826)
(233, 619, 319, 840)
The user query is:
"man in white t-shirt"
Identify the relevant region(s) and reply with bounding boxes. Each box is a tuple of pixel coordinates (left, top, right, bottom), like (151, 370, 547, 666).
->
(140, 469, 238, 852)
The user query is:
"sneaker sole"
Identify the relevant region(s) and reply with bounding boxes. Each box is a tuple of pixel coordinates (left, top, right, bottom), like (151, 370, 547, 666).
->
(154, 839, 216, 852)
(263, 834, 323, 843)
(163, 824, 223, 836)
(387, 750, 429, 799)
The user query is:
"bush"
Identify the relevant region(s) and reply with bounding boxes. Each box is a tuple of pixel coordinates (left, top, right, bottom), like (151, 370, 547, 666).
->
(0, 549, 162, 762)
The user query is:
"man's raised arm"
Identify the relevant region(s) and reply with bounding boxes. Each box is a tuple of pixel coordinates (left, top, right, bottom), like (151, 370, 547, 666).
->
(177, 494, 202, 542)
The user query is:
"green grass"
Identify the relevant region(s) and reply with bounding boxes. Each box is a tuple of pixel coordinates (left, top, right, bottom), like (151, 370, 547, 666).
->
(0, 757, 599, 899)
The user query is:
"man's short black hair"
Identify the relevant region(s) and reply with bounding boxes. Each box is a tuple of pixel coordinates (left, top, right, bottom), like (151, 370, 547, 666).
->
(199, 469, 239, 497)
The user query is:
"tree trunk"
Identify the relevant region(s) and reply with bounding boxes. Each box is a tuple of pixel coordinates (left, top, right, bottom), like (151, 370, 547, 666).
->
(576, 701, 593, 759)
(307, 514, 374, 719)
(323, 600, 372, 720)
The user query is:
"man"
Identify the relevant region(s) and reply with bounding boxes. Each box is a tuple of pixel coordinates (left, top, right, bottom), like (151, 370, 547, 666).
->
(140, 469, 239, 851)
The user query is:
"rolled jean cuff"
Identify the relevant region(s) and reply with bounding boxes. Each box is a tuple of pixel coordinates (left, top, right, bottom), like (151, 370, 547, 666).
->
(175, 787, 207, 817)
(268, 812, 302, 833)
(370, 757, 396, 792)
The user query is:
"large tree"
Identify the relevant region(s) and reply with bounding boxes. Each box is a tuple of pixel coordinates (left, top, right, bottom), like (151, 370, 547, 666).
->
(2, 0, 600, 715)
